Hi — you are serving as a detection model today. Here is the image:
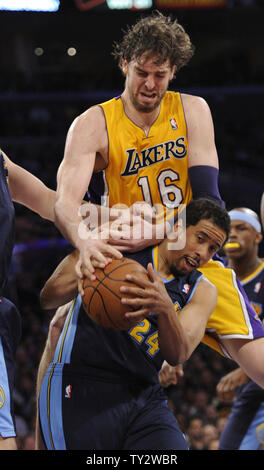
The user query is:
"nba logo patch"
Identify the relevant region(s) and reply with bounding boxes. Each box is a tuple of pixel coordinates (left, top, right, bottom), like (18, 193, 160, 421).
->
(170, 118, 178, 130)
(254, 282, 262, 293)
(65, 385, 72, 399)
(182, 283, 190, 294)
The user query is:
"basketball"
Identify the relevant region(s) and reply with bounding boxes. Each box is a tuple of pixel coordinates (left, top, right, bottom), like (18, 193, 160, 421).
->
(82, 257, 148, 330)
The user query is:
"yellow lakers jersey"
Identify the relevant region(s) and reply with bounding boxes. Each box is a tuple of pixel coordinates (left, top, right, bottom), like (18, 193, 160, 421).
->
(96, 91, 192, 215)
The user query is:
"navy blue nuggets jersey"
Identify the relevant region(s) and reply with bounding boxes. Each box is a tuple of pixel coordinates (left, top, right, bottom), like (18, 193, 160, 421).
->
(0, 152, 15, 294)
(241, 260, 264, 321)
(0, 152, 21, 439)
(39, 247, 202, 450)
(50, 247, 203, 385)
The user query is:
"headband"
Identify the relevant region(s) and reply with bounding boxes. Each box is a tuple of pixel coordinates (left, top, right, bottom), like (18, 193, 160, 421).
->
(229, 210, 262, 233)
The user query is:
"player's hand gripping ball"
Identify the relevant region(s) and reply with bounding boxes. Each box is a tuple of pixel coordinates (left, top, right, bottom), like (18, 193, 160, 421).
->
(82, 257, 148, 330)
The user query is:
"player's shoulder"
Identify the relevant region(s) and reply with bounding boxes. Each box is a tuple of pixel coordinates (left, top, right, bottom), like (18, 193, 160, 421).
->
(195, 275, 218, 302)
(70, 104, 106, 132)
(181, 93, 212, 123)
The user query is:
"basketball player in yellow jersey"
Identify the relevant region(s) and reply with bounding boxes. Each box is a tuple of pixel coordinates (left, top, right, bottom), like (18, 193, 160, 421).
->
(55, 11, 222, 277)
(94, 91, 193, 211)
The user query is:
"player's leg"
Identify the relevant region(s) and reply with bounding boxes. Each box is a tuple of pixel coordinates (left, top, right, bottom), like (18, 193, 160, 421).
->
(35, 303, 70, 449)
(239, 402, 264, 450)
(0, 298, 21, 450)
(123, 384, 188, 450)
(39, 366, 129, 450)
(220, 380, 264, 450)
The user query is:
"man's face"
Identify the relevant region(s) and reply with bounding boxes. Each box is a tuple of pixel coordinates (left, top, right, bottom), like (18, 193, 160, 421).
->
(224, 219, 261, 260)
(169, 219, 226, 276)
(122, 53, 175, 113)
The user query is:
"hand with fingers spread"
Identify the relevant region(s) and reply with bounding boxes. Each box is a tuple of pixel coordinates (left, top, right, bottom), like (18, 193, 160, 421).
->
(120, 263, 174, 322)
(120, 263, 190, 365)
(216, 367, 250, 403)
(75, 237, 123, 281)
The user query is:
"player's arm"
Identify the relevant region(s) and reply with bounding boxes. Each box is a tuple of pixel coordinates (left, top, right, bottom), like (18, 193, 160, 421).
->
(220, 336, 264, 389)
(121, 264, 217, 365)
(182, 94, 223, 206)
(167, 277, 217, 363)
(40, 250, 79, 309)
(4, 153, 56, 221)
(55, 106, 122, 279)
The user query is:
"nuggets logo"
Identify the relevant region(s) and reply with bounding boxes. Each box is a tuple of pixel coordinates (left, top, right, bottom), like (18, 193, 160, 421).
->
(0, 386, 5, 408)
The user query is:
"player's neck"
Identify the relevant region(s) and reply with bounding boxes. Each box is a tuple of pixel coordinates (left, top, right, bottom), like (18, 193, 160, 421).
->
(121, 91, 161, 136)
(229, 254, 262, 281)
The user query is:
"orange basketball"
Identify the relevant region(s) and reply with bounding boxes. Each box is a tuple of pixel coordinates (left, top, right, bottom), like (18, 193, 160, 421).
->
(82, 257, 148, 330)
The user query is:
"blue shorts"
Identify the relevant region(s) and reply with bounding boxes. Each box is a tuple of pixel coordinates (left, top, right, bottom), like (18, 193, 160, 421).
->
(39, 363, 188, 450)
(0, 297, 21, 438)
(219, 380, 264, 450)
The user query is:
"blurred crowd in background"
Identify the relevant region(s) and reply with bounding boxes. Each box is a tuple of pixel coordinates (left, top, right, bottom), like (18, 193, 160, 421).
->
(0, 1, 263, 450)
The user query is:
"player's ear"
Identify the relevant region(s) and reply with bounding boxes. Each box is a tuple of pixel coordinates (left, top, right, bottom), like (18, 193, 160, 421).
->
(169, 65, 176, 81)
(121, 58, 128, 76)
(255, 231, 263, 245)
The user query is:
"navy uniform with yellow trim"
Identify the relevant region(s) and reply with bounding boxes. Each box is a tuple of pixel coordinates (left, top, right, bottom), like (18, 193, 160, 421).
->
(241, 259, 264, 321)
(219, 259, 264, 450)
(39, 246, 202, 450)
(0, 151, 21, 439)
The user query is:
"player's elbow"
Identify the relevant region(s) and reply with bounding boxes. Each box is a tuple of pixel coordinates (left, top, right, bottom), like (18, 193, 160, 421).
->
(40, 287, 55, 310)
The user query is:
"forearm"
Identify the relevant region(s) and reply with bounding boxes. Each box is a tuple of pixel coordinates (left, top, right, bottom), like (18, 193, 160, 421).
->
(54, 195, 87, 250)
(221, 337, 264, 388)
(40, 251, 79, 309)
(158, 309, 189, 366)
(40, 279, 77, 310)
(6, 154, 56, 221)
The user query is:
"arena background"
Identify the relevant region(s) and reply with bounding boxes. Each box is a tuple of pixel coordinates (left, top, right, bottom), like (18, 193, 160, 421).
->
(1, 0, 263, 450)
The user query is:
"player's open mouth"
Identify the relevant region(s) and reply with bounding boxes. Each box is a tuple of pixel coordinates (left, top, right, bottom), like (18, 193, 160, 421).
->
(140, 92, 156, 100)
(184, 256, 199, 269)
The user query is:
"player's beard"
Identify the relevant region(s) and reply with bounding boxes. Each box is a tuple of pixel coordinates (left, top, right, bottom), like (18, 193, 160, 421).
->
(169, 260, 187, 278)
(129, 87, 166, 113)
